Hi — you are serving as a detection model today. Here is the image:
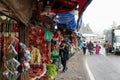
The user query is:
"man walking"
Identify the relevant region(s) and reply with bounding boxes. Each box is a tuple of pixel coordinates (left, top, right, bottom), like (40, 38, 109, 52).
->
(59, 41, 69, 72)
(104, 41, 110, 55)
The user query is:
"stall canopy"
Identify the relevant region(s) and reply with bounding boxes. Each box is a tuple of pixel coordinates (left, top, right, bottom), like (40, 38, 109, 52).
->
(54, 0, 92, 31)
(0, 0, 34, 26)
(54, 12, 76, 30)
(0, 0, 92, 27)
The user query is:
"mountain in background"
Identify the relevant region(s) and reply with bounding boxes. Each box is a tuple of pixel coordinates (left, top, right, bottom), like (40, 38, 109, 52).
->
(79, 23, 93, 34)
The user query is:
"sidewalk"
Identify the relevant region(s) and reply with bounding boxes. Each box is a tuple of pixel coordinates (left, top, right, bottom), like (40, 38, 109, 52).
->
(56, 50, 90, 80)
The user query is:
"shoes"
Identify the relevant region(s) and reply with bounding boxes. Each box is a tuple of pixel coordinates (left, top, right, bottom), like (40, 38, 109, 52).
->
(66, 67, 68, 71)
(62, 67, 68, 72)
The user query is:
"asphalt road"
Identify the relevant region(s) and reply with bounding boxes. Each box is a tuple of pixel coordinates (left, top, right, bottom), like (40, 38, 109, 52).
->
(87, 46, 120, 80)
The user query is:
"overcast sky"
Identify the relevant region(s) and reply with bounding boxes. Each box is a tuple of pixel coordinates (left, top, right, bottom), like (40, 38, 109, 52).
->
(82, 0, 120, 34)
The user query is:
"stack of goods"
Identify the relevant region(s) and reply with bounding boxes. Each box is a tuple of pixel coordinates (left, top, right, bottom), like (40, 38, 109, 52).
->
(29, 63, 46, 80)
(39, 76, 51, 80)
(46, 64, 57, 78)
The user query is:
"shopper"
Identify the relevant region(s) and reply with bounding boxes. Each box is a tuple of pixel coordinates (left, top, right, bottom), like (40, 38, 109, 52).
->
(29, 42, 41, 65)
(59, 41, 69, 72)
(104, 41, 110, 55)
(82, 41, 87, 55)
(95, 42, 101, 55)
(88, 41, 94, 55)
(78, 39, 83, 49)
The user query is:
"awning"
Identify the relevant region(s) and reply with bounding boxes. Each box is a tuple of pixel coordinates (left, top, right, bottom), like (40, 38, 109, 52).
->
(0, 0, 92, 27)
(0, 0, 34, 26)
(54, 12, 76, 30)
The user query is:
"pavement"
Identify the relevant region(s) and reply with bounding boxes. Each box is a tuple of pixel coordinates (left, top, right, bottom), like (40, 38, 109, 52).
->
(56, 49, 90, 80)
(56, 46, 120, 80)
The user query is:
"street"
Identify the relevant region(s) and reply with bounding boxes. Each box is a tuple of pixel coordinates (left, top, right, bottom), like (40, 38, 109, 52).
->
(86, 46, 120, 80)
(56, 46, 120, 80)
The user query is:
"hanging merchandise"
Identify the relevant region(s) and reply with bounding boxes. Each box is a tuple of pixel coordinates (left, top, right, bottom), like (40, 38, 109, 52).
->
(2, 69, 14, 79)
(28, 27, 50, 63)
(51, 51, 59, 60)
(53, 31, 60, 41)
(44, 30, 53, 42)
(19, 42, 31, 72)
(7, 58, 20, 69)
(6, 44, 18, 61)
(3, 68, 20, 80)
(0, 21, 20, 80)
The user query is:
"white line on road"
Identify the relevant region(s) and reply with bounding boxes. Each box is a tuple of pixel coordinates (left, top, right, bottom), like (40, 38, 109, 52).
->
(84, 55, 95, 80)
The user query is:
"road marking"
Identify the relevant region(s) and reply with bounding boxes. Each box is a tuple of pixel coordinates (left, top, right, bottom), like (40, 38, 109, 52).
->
(84, 55, 95, 80)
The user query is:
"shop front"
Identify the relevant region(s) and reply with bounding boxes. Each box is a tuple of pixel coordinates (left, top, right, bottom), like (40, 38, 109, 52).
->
(0, 0, 92, 80)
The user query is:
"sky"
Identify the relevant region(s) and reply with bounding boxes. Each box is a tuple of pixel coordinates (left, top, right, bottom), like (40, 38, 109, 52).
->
(82, 0, 120, 34)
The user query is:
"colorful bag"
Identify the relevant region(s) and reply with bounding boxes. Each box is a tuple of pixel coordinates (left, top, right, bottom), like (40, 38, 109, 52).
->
(44, 30, 53, 41)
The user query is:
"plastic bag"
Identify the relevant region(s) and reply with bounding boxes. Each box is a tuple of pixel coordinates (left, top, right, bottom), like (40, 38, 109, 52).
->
(51, 51, 59, 57)
(24, 50, 31, 62)
(44, 30, 53, 41)
(7, 58, 20, 68)
(3, 69, 14, 79)
(6, 44, 17, 61)
(11, 71, 20, 80)
(23, 61, 30, 71)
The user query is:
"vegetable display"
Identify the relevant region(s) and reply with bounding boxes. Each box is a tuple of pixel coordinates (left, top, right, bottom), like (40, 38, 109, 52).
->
(46, 64, 57, 77)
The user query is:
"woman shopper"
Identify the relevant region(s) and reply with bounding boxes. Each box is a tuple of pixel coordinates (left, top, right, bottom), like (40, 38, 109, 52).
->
(29, 42, 41, 65)
(95, 42, 101, 55)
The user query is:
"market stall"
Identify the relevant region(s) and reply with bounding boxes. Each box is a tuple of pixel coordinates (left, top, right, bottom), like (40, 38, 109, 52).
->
(0, 0, 92, 80)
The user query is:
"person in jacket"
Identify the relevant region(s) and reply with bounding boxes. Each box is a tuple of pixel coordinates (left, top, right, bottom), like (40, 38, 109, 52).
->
(59, 41, 69, 72)
(88, 41, 94, 55)
(104, 41, 110, 55)
(82, 40, 87, 55)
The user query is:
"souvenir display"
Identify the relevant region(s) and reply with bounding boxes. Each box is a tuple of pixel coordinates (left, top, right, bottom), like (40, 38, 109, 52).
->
(19, 42, 31, 71)
(0, 22, 20, 80)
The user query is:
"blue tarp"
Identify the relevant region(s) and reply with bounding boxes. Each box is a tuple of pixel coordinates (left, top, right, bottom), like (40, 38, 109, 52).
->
(54, 12, 76, 30)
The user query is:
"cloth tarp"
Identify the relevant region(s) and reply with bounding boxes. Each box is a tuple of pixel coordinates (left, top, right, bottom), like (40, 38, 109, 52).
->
(0, 0, 34, 26)
(54, 12, 76, 30)
(0, 0, 92, 27)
